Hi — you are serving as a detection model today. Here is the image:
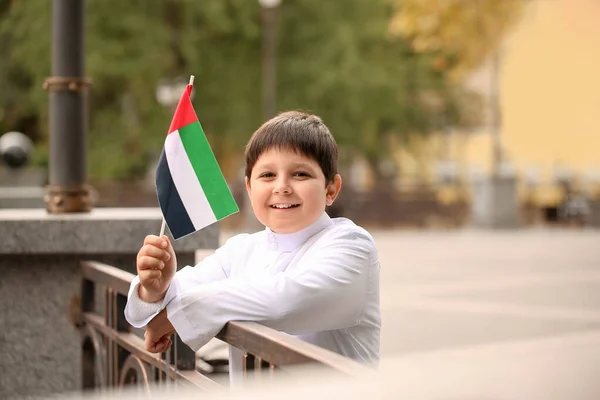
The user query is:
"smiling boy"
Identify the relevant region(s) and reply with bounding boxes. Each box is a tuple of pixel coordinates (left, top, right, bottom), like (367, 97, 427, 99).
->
(125, 111, 381, 376)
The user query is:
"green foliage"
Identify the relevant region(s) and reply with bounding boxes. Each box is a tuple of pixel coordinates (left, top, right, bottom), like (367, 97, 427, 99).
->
(0, 0, 474, 181)
(0, 0, 50, 144)
(277, 0, 456, 163)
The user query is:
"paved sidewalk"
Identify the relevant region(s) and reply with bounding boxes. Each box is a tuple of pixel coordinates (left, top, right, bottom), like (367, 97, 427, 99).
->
(372, 228, 600, 398)
(372, 228, 600, 355)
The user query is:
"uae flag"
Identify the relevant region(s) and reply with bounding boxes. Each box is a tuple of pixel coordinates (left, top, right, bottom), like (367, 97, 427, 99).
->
(155, 82, 238, 240)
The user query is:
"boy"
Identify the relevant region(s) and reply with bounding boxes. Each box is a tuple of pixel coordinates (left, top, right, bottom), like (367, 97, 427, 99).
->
(125, 111, 381, 375)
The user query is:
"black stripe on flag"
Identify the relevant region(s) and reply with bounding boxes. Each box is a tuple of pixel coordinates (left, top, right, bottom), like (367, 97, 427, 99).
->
(155, 148, 195, 239)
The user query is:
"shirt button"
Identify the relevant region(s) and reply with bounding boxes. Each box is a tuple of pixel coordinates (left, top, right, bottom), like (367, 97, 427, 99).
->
(270, 242, 278, 250)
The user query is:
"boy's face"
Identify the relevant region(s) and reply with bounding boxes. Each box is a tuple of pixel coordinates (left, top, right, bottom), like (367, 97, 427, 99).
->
(245, 148, 342, 234)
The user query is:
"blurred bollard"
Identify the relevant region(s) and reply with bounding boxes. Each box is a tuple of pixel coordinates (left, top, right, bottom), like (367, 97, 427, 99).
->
(0, 131, 34, 169)
(0, 131, 46, 208)
(471, 175, 520, 229)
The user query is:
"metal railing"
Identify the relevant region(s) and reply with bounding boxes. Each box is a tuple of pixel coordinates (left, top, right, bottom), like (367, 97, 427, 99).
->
(79, 260, 369, 394)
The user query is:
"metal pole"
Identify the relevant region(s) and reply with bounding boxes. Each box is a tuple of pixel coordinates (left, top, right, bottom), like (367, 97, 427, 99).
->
(244, 4, 279, 233)
(490, 50, 503, 177)
(44, 0, 92, 213)
(261, 6, 277, 121)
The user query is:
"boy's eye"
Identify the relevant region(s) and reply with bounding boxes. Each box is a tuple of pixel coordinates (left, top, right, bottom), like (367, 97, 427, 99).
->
(259, 172, 274, 178)
(294, 171, 310, 177)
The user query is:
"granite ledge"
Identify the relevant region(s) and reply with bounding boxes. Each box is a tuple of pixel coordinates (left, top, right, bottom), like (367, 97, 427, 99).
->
(0, 207, 220, 255)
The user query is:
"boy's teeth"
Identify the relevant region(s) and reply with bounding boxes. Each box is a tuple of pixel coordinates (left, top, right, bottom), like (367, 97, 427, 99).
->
(273, 204, 294, 208)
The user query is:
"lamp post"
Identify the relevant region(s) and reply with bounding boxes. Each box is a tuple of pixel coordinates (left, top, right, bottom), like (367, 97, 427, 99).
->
(258, 0, 281, 121)
(468, 2, 520, 228)
(243, 0, 282, 233)
(43, 0, 92, 213)
(490, 49, 504, 178)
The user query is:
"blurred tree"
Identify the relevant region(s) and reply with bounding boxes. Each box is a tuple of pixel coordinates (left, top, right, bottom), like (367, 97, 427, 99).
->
(388, 0, 526, 80)
(0, 0, 476, 188)
(0, 0, 48, 144)
(0, 0, 261, 180)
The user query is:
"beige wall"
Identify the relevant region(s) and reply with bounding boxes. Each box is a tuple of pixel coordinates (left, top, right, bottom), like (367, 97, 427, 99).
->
(396, 0, 600, 199)
(468, 0, 600, 183)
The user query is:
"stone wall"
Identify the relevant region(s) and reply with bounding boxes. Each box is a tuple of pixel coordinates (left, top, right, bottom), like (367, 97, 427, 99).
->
(0, 208, 219, 399)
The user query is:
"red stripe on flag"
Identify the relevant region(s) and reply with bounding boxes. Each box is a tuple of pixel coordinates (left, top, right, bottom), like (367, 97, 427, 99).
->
(167, 85, 198, 134)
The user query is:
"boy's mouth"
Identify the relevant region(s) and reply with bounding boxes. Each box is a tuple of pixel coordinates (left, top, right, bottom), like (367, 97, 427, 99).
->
(269, 203, 300, 209)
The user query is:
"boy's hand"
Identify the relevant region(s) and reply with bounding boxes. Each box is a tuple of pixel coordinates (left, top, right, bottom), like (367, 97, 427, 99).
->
(136, 235, 177, 303)
(144, 309, 175, 353)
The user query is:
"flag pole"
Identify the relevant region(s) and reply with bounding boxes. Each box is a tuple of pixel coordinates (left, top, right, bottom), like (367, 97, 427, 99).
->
(159, 218, 166, 237)
(158, 75, 195, 238)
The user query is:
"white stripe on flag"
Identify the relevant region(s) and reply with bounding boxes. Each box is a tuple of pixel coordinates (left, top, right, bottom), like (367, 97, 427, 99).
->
(165, 130, 217, 230)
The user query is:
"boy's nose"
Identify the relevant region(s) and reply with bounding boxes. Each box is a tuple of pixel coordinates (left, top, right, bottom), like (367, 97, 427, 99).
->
(273, 179, 292, 194)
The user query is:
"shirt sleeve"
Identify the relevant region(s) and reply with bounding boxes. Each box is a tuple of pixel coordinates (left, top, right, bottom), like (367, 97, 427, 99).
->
(124, 233, 250, 328)
(166, 229, 377, 351)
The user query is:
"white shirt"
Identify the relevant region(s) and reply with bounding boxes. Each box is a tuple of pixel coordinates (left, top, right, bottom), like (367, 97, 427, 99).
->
(125, 213, 381, 379)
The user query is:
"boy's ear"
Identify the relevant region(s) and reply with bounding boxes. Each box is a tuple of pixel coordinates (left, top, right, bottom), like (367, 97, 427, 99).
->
(326, 174, 342, 206)
(245, 176, 251, 193)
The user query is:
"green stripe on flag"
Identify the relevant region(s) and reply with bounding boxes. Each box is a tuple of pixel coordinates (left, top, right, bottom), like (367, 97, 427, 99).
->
(178, 121, 239, 220)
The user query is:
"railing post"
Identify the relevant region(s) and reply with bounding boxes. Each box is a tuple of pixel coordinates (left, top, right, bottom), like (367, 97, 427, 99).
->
(105, 288, 130, 386)
(115, 293, 132, 389)
(81, 278, 96, 389)
(81, 278, 95, 314)
(104, 288, 115, 386)
(115, 293, 130, 333)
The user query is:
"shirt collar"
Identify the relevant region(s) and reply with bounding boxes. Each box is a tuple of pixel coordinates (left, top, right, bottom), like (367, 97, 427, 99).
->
(265, 212, 333, 252)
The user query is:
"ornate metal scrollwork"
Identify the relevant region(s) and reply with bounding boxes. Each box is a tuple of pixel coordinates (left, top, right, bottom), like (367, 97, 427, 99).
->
(81, 325, 107, 389)
(118, 354, 152, 394)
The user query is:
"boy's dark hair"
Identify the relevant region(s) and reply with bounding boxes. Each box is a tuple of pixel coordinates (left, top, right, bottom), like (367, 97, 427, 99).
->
(245, 111, 338, 184)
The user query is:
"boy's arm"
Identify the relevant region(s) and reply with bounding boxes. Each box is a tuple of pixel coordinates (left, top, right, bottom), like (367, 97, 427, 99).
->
(165, 229, 378, 351)
(124, 234, 249, 328)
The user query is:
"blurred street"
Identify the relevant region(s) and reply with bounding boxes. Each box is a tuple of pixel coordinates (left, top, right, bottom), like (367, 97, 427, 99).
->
(372, 227, 600, 397)
(372, 228, 600, 356)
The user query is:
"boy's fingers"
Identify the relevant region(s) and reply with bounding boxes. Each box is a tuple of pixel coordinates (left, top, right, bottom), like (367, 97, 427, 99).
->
(139, 245, 171, 262)
(163, 341, 172, 353)
(138, 256, 164, 271)
(144, 235, 169, 250)
(140, 269, 162, 281)
(156, 336, 172, 353)
(160, 337, 172, 352)
(145, 334, 172, 353)
(143, 235, 160, 246)
(151, 343, 169, 353)
(161, 236, 176, 256)
(148, 342, 161, 353)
